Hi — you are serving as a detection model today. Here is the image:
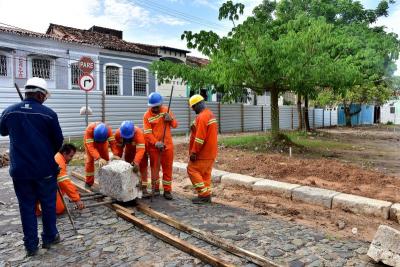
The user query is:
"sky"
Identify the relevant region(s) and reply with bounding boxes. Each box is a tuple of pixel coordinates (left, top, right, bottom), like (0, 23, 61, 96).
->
(0, 0, 399, 74)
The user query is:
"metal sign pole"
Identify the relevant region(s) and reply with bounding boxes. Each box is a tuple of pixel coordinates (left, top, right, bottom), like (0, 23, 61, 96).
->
(85, 91, 89, 126)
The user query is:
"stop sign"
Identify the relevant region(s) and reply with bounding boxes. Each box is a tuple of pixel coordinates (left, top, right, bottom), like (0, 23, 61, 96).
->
(79, 56, 94, 74)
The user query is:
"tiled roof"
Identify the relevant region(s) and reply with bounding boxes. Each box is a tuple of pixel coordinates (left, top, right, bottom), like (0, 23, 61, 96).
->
(186, 56, 210, 67)
(46, 24, 158, 57)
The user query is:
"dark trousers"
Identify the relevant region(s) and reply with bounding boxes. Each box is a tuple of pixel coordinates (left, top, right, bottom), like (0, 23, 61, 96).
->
(12, 176, 58, 251)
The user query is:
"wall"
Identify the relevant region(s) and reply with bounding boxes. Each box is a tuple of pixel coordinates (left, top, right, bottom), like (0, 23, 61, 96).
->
(381, 100, 400, 124)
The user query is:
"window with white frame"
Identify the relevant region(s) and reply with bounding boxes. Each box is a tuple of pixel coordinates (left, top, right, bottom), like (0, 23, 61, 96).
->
(105, 66, 120, 95)
(31, 58, 53, 79)
(0, 55, 7, 77)
(133, 68, 148, 96)
(71, 62, 83, 89)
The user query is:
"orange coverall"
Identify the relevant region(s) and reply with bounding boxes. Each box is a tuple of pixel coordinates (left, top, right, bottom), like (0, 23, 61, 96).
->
(143, 106, 178, 192)
(187, 108, 218, 197)
(84, 122, 118, 186)
(37, 152, 81, 215)
(114, 127, 148, 179)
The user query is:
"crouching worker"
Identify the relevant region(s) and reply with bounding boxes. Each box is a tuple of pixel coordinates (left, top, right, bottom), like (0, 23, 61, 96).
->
(187, 95, 218, 204)
(37, 144, 84, 215)
(113, 121, 148, 194)
(84, 122, 118, 187)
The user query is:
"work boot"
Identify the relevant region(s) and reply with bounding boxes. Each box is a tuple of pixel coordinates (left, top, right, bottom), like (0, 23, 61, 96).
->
(85, 183, 93, 189)
(163, 191, 173, 200)
(26, 247, 38, 257)
(42, 234, 61, 249)
(152, 190, 160, 197)
(192, 195, 211, 204)
(141, 186, 151, 198)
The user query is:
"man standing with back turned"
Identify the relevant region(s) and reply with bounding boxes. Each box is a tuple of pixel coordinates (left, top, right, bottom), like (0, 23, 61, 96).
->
(0, 77, 64, 256)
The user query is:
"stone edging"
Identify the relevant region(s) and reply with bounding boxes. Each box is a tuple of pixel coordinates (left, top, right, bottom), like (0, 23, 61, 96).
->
(173, 161, 400, 223)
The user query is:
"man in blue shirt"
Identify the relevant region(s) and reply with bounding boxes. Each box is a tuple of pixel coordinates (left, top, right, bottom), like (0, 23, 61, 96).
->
(0, 77, 64, 256)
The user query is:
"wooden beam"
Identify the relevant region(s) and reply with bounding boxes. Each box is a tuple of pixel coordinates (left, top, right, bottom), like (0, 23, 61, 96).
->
(136, 204, 279, 267)
(116, 209, 234, 267)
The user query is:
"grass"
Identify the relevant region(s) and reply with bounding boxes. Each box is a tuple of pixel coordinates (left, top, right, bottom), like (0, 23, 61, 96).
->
(219, 131, 353, 152)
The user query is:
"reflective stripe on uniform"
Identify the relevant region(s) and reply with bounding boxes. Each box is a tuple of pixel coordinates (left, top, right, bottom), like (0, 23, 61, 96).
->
(148, 113, 166, 122)
(144, 129, 152, 134)
(85, 138, 94, 144)
(208, 119, 217, 125)
(85, 172, 94, 176)
(108, 137, 115, 142)
(199, 187, 209, 193)
(136, 144, 145, 148)
(162, 180, 172, 185)
(57, 175, 69, 182)
(193, 182, 205, 188)
(195, 138, 204, 144)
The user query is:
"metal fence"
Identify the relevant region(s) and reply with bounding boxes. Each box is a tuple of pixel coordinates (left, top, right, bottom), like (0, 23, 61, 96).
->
(0, 88, 338, 142)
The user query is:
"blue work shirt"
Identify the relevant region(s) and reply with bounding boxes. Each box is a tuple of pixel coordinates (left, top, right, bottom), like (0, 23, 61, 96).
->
(0, 98, 64, 180)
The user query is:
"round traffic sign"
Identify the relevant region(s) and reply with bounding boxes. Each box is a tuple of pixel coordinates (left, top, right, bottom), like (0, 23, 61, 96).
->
(79, 74, 95, 92)
(79, 56, 95, 73)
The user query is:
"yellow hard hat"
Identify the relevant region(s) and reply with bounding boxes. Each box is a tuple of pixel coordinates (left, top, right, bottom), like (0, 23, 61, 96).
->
(189, 94, 204, 107)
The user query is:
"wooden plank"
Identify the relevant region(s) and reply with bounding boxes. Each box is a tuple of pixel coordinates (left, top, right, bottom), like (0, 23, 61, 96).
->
(116, 209, 234, 267)
(136, 204, 279, 267)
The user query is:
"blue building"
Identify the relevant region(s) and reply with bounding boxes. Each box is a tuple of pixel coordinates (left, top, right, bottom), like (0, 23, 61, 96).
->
(338, 104, 374, 126)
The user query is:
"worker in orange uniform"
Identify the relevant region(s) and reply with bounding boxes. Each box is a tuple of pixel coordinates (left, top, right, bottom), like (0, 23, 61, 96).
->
(114, 120, 148, 194)
(143, 92, 178, 200)
(36, 144, 84, 215)
(84, 122, 118, 187)
(187, 95, 218, 204)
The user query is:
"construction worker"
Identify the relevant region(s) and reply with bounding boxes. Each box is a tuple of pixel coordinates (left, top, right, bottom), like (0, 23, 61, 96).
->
(143, 92, 178, 200)
(114, 121, 148, 192)
(187, 95, 218, 204)
(0, 77, 63, 256)
(84, 122, 118, 187)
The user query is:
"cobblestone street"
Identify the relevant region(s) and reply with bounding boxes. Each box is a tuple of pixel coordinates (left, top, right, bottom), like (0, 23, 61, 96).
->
(0, 167, 379, 266)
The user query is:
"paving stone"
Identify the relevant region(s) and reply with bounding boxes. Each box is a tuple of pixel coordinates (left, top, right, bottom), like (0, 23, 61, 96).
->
(99, 218, 118, 225)
(77, 229, 94, 235)
(292, 186, 340, 208)
(282, 244, 297, 252)
(292, 239, 304, 247)
(367, 225, 400, 267)
(252, 179, 300, 198)
(288, 259, 305, 267)
(332, 193, 392, 219)
(267, 248, 285, 257)
(221, 173, 263, 189)
(389, 203, 400, 223)
(103, 246, 118, 253)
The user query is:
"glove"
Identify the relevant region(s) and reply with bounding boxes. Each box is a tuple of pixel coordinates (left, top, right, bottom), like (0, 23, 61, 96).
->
(74, 200, 85, 210)
(111, 155, 121, 161)
(164, 113, 173, 122)
(97, 158, 108, 168)
(190, 153, 197, 162)
(131, 162, 139, 173)
(155, 141, 165, 151)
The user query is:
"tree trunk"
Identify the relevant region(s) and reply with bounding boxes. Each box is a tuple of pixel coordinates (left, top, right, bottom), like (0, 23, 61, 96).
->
(344, 104, 352, 127)
(270, 88, 280, 141)
(304, 94, 311, 131)
(297, 93, 303, 130)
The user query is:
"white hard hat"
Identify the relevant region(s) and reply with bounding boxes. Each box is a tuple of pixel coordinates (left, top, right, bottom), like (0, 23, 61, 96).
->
(24, 77, 50, 98)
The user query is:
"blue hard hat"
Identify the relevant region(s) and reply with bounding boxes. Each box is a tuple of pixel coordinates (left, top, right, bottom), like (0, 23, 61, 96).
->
(120, 121, 135, 139)
(93, 123, 108, 142)
(148, 92, 163, 107)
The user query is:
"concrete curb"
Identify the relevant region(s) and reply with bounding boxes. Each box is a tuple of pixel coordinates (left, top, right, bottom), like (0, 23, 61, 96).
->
(292, 186, 341, 209)
(173, 161, 398, 221)
(332, 193, 392, 219)
(252, 179, 300, 199)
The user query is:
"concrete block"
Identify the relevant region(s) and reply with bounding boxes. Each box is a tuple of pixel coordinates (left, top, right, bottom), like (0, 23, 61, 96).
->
(98, 160, 141, 202)
(332, 193, 392, 219)
(390, 203, 400, 223)
(173, 162, 187, 174)
(292, 186, 340, 208)
(211, 169, 230, 183)
(221, 173, 263, 189)
(367, 225, 400, 267)
(252, 179, 301, 198)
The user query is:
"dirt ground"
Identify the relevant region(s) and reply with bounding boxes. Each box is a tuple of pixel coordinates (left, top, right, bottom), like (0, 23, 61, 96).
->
(175, 126, 400, 203)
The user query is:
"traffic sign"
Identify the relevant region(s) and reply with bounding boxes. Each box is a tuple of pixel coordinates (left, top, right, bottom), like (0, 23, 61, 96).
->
(79, 56, 95, 73)
(79, 74, 95, 91)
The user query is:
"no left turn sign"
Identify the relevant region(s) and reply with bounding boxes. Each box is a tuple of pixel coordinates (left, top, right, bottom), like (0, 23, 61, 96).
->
(79, 74, 95, 92)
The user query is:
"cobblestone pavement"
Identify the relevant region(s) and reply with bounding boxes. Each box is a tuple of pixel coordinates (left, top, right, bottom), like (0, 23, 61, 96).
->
(0, 167, 379, 267)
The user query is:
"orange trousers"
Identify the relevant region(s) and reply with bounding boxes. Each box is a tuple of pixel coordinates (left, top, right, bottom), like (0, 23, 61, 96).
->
(187, 159, 214, 197)
(146, 148, 173, 192)
(36, 192, 66, 215)
(85, 144, 110, 186)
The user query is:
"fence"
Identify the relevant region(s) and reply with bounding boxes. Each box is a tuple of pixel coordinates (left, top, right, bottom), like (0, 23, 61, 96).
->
(0, 88, 338, 142)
